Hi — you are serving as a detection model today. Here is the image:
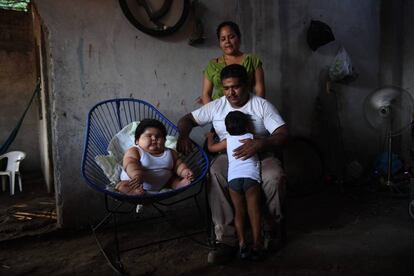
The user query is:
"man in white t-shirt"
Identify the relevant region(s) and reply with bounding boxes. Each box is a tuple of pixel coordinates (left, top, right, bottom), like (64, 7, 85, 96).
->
(177, 64, 288, 264)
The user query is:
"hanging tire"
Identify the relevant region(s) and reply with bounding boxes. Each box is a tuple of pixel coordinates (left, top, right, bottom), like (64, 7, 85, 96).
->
(282, 136, 325, 197)
(409, 199, 414, 221)
(119, 0, 190, 37)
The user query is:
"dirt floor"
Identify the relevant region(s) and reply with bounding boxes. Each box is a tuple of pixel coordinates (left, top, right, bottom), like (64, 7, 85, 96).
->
(0, 176, 56, 242)
(1, 178, 414, 276)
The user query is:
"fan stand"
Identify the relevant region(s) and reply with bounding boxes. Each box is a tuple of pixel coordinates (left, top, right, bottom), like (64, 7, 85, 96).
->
(383, 123, 409, 197)
(365, 86, 414, 197)
(385, 129, 393, 187)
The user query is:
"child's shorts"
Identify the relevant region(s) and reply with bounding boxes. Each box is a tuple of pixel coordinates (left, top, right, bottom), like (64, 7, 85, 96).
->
(228, 178, 260, 193)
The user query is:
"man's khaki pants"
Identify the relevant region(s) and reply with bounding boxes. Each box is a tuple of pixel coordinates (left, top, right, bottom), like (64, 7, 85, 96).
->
(208, 153, 286, 246)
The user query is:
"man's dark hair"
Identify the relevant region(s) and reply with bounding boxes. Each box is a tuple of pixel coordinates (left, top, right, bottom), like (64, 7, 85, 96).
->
(220, 64, 249, 85)
(225, 111, 251, 135)
(134, 119, 167, 141)
(216, 21, 241, 40)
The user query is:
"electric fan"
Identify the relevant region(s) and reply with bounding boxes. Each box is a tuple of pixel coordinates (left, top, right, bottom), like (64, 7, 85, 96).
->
(364, 85, 414, 190)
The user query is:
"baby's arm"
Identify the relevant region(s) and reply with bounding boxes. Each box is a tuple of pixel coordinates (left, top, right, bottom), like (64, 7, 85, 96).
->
(123, 147, 144, 190)
(206, 131, 227, 153)
(171, 150, 194, 182)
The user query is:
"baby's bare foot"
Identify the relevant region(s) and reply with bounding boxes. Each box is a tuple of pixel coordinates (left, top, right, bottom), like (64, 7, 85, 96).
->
(129, 187, 145, 196)
(174, 178, 191, 189)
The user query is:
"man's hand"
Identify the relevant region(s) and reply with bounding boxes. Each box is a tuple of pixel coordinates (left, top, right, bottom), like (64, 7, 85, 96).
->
(233, 138, 263, 160)
(177, 136, 193, 155)
(233, 125, 289, 159)
(177, 113, 198, 155)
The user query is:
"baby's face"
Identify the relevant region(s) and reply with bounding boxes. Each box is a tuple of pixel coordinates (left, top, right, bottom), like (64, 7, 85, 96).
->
(137, 127, 166, 155)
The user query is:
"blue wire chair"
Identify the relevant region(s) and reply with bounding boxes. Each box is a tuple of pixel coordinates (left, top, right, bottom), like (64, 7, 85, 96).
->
(81, 98, 211, 273)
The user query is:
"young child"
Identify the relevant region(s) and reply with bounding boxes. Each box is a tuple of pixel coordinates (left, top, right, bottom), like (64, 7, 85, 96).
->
(206, 111, 263, 260)
(115, 119, 194, 195)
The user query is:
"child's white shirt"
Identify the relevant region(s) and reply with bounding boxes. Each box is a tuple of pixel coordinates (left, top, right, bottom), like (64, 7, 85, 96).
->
(226, 133, 261, 183)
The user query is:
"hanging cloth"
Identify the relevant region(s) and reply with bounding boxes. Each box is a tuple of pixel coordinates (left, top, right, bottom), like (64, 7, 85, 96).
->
(0, 81, 41, 155)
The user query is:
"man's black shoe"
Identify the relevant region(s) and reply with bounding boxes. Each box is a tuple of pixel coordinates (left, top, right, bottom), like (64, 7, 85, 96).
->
(207, 243, 237, 265)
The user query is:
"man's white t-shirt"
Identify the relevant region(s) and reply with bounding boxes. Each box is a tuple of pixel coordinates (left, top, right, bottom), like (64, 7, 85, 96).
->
(191, 94, 285, 141)
(226, 133, 261, 182)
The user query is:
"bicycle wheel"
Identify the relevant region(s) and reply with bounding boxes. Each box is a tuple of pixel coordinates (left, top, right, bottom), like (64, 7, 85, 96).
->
(119, 0, 190, 37)
(283, 136, 325, 197)
(409, 199, 414, 221)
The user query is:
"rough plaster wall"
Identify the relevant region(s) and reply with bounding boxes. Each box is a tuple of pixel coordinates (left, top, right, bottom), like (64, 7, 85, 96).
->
(401, 1, 414, 164)
(403, 2, 414, 95)
(237, 0, 380, 177)
(272, 0, 381, 178)
(34, 0, 243, 226)
(0, 9, 40, 174)
(34, 0, 381, 227)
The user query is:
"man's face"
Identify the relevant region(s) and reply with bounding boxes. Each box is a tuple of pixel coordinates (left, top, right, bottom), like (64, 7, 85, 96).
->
(222, 77, 249, 107)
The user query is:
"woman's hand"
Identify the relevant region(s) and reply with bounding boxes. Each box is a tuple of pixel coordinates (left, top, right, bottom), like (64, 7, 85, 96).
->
(195, 96, 203, 105)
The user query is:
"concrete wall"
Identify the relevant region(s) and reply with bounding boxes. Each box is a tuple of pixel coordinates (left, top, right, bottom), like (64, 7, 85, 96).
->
(401, 1, 414, 165)
(32, 7, 55, 193)
(0, 9, 40, 174)
(403, 2, 414, 97)
(33, 0, 382, 227)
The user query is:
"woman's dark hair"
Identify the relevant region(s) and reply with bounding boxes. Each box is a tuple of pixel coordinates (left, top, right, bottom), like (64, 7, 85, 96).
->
(216, 21, 241, 40)
(225, 111, 251, 135)
(134, 119, 167, 141)
(220, 64, 249, 85)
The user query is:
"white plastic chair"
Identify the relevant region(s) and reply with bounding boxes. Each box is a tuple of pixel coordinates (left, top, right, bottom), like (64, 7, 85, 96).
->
(0, 151, 26, 195)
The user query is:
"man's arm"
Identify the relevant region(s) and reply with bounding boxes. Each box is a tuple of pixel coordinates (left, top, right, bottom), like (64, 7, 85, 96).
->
(177, 113, 199, 154)
(233, 125, 289, 160)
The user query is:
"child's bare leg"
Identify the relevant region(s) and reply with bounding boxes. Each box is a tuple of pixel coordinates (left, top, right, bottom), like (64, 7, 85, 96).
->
(245, 185, 262, 249)
(170, 176, 191, 189)
(115, 181, 145, 195)
(229, 189, 247, 247)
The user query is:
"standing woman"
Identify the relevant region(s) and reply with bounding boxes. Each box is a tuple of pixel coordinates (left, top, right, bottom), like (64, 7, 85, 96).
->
(201, 21, 265, 105)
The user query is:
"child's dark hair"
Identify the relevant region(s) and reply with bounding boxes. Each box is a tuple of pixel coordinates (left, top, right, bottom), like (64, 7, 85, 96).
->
(225, 111, 251, 135)
(134, 119, 167, 141)
(216, 21, 241, 40)
(220, 64, 249, 85)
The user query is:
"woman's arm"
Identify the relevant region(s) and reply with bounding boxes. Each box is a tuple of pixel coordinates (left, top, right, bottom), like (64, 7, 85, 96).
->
(206, 132, 227, 153)
(201, 75, 214, 105)
(254, 66, 265, 98)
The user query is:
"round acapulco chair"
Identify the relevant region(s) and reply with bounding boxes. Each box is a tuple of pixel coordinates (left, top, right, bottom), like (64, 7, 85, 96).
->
(81, 98, 210, 274)
(0, 151, 26, 195)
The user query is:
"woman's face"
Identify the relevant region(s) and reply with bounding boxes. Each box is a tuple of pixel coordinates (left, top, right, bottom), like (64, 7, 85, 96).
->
(218, 25, 241, 55)
(137, 127, 166, 155)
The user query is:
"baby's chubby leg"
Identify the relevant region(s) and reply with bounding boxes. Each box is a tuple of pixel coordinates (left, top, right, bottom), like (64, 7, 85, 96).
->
(115, 180, 145, 195)
(171, 168, 194, 189)
(170, 176, 191, 189)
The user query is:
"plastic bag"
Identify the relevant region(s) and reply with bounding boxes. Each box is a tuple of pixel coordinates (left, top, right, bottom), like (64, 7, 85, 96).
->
(329, 47, 354, 82)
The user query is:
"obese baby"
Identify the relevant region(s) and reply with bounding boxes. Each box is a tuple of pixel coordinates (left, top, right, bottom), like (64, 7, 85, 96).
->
(115, 119, 194, 195)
